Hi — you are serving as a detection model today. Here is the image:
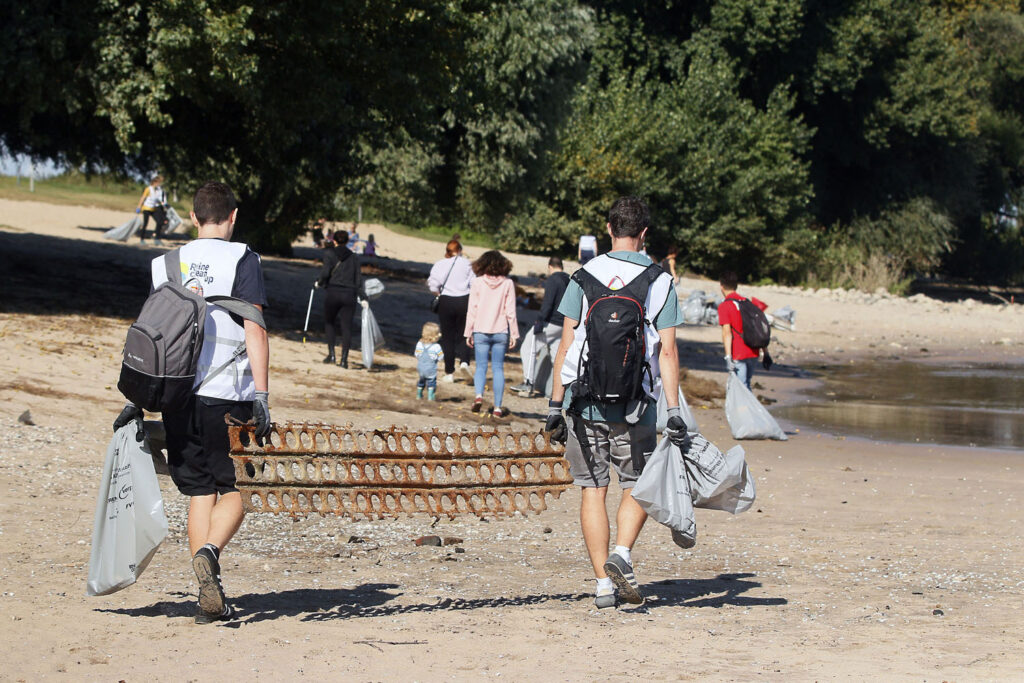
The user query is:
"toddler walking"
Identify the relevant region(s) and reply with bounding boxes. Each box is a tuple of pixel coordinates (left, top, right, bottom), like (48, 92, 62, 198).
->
(415, 322, 444, 400)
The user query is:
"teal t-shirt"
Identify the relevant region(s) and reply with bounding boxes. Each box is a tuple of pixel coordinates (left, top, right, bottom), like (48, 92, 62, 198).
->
(557, 251, 684, 423)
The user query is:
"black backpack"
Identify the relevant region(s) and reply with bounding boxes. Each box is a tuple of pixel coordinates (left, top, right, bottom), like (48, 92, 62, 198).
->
(734, 297, 771, 349)
(117, 249, 265, 412)
(571, 263, 664, 405)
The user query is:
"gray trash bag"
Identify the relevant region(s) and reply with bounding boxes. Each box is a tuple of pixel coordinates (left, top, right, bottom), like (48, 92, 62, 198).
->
(363, 277, 385, 301)
(681, 291, 706, 324)
(770, 305, 796, 331)
(86, 421, 168, 596)
(103, 215, 142, 242)
(360, 304, 385, 369)
(520, 328, 554, 397)
(165, 206, 185, 234)
(631, 437, 697, 546)
(725, 372, 788, 440)
(683, 434, 756, 514)
(655, 386, 699, 433)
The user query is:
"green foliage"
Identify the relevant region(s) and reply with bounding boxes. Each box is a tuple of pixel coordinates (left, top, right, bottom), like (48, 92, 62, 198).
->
(497, 200, 582, 253)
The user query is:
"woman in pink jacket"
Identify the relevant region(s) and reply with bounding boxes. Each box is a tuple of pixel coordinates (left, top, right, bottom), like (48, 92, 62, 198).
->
(464, 250, 519, 417)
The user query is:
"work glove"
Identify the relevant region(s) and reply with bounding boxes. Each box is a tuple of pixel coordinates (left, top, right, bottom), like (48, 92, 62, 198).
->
(359, 299, 369, 309)
(532, 320, 544, 336)
(724, 355, 736, 373)
(135, 208, 141, 214)
(544, 401, 567, 445)
(313, 280, 321, 289)
(253, 391, 272, 443)
(664, 407, 690, 450)
(112, 403, 142, 432)
(762, 349, 774, 371)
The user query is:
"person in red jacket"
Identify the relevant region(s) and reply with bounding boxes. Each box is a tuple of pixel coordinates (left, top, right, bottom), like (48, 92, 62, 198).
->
(717, 271, 768, 389)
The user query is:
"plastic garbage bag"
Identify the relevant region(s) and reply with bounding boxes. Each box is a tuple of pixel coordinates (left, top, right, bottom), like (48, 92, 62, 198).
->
(770, 305, 796, 331)
(681, 291, 706, 324)
(655, 386, 699, 433)
(520, 328, 555, 397)
(631, 437, 696, 545)
(363, 277, 385, 301)
(725, 372, 788, 440)
(360, 304, 385, 369)
(683, 434, 755, 514)
(86, 421, 168, 596)
(103, 215, 142, 242)
(165, 206, 185, 234)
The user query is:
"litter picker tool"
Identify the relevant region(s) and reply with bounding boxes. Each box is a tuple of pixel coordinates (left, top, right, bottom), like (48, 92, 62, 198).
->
(302, 287, 315, 344)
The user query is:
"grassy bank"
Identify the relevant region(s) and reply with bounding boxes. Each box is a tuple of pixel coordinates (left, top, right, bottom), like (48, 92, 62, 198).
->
(0, 173, 190, 213)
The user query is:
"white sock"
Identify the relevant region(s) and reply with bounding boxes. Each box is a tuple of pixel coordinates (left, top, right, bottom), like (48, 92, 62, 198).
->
(596, 577, 614, 593)
(613, 545, 631, 565)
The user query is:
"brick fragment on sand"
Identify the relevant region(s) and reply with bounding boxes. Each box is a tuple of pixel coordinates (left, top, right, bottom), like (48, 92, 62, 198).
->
(442, 537, 464, 546)
(414, 535, 442, 546)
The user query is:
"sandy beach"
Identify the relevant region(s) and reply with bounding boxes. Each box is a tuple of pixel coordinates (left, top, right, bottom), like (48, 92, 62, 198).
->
(1, 197, 1022, 681)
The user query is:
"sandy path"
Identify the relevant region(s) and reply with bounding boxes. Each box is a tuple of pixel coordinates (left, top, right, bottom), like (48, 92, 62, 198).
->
(0, 197, 1022, 680)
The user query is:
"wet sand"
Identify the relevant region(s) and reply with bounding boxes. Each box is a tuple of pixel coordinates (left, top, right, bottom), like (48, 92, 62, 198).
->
(1, 198, 1022, 680)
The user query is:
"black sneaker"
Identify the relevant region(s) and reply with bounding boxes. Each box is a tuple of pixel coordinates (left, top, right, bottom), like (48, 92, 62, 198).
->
(194, 603, 234, 625)
(603, 553, 644, 605)
(322, 354, 336, 364)
(192, 547, 226, 616)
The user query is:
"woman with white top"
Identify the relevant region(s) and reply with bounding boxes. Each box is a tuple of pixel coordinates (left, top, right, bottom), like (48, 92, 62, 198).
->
(428, 239, 475, 382)
(136, 175, 168, 245)
(578, 233, 598, 265)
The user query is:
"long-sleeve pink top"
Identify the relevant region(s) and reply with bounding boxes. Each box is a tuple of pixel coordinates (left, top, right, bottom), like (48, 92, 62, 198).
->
(464, 275, 518, 342)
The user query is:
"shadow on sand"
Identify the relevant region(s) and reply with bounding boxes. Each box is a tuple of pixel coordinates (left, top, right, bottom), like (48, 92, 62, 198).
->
(96, 573, 785, 625)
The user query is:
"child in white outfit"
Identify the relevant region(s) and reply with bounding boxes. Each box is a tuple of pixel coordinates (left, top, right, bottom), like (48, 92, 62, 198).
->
(415, 322, 444, 400)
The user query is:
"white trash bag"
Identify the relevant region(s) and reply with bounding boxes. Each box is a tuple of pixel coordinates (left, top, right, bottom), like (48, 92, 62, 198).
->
(681, 291, 706, 324)
(725, 372, 788, 440)
(86, 421, 168, 596)
(683, 434, 756, 514)
(360, 304, 385, 369)
(363, 277, 385, 301)
(103, 215, 142, 242)
(165, 206, 185, 234)
(631, 437, 696, 546)
(655, 386, 699, 433)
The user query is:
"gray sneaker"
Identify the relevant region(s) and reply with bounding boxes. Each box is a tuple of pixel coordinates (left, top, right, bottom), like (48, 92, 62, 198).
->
(510, 381, 534, 396)
(594, 586, 617, 609)
(603, 553, 644, 605)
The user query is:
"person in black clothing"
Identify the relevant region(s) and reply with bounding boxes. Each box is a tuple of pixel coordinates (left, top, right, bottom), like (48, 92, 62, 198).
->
(316, 230, 363, 368)
(512, 256, 570, 396)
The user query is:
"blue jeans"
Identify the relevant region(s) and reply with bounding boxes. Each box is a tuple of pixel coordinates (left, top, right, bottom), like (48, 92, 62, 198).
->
(733, 357, 758, 390)
(417, 374, 437, 389)
(473, 332, 508, 407)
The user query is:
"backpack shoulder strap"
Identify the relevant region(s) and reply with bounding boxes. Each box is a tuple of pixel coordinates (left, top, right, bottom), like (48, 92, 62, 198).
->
(619, 263, 664, 303)
(571, 267, 611, 305)
(164, 248, 182, 285)
(205, 295, 266, 329)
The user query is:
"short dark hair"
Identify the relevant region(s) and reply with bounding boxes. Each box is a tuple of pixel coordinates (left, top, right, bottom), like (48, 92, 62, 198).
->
(472, 250, 513, 277)
(608, 196, 650, 238)
(192, 182, 237, 225)
(334, 230, 349, 245)
(548, 256, 563, 269)
(719, 271, 739, 290)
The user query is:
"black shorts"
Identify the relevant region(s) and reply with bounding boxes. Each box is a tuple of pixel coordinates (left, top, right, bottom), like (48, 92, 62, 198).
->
(164, 395, 253, 496)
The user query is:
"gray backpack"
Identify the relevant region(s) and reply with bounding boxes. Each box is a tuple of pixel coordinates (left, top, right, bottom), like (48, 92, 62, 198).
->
(117, 248, 265, 412)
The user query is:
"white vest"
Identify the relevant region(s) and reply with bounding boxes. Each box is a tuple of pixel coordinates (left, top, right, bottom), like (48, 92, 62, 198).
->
(151, 239, 255, 401)
(560, 254, 675, 401)
(143, 186, 166, 209)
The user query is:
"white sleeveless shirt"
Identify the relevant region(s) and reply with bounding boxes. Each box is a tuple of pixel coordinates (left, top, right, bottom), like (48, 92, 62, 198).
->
(151, 239, 255, 401)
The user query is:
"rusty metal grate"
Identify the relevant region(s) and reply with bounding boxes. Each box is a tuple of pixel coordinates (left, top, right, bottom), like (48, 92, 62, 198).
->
(228, 422, 572, 518)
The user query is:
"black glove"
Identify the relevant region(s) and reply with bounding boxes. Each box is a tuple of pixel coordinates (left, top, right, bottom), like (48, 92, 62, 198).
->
(664, 407, 690, 450)
(762, 349, 773, 371)
(533, 320, 544, 336)
(112, 403, 142, 432)
(253, 391, 272, 442)
(544, 402, 567, 444)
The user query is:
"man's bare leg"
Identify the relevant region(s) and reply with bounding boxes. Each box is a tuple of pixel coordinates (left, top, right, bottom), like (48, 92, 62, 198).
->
(187, 492, 245, 556)
(580, 486, 611, 577)
(614, 489, 647, 550)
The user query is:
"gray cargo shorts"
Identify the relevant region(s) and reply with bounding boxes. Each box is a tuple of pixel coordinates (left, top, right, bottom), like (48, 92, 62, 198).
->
(564, 417, 656, 488)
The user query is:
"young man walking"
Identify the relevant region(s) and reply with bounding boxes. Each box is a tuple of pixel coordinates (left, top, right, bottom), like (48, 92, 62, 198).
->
(717, 271, 769, 390)
(512, 256, 570, 397)
(546, 196, 687, 608)
(114, 181, 271, 623)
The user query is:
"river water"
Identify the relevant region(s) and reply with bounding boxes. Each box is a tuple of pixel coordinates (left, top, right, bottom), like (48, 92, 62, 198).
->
(774, 360, 1024, 450)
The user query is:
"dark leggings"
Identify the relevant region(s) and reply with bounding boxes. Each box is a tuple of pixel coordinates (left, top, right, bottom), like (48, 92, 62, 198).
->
(139, 207, 167, 241)
(437, 294, 471, 375)
(324, 288, 357, 353)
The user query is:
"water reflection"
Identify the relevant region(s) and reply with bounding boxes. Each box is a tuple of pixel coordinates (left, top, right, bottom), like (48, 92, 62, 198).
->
(775, 361, 1024, 450)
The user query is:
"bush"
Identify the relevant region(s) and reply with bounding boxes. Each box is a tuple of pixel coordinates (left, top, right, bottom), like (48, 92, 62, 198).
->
(497, 200, 581, 255)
